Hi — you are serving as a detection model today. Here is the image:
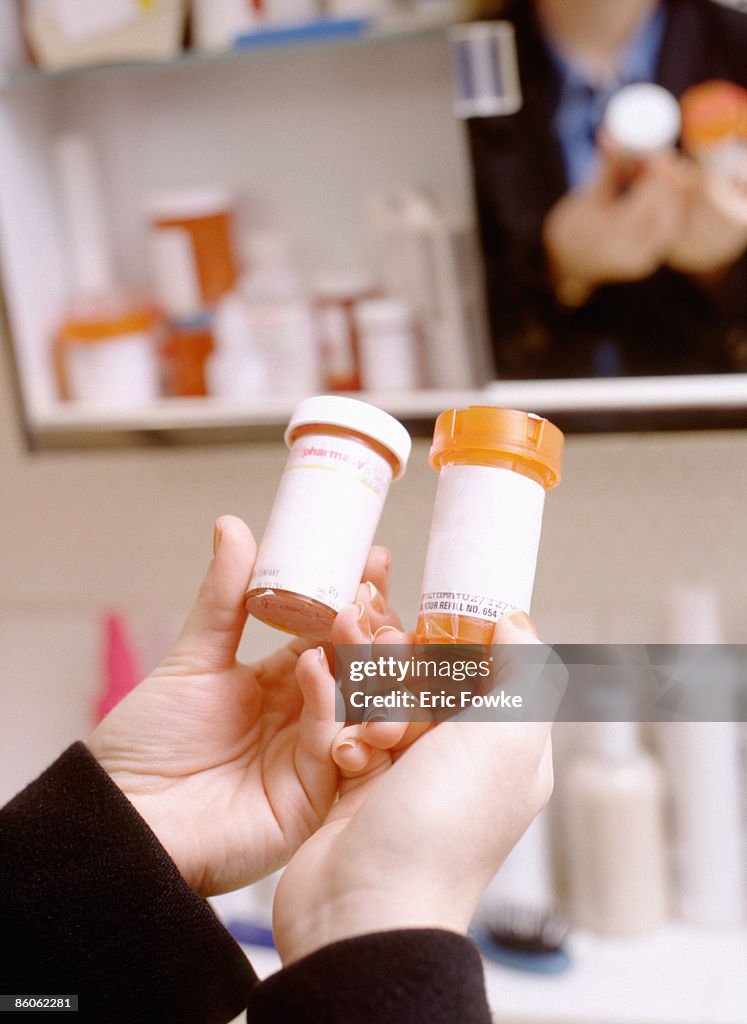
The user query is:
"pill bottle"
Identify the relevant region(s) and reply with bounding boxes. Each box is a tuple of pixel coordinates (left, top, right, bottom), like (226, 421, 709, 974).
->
(415, 407, 563, 645)
(246, 395, 411, 641)
(160, 313, 214, 397)
(355, 297, 421, 392)
(146, 185, 238, 319)
(314, 269, 376, 392)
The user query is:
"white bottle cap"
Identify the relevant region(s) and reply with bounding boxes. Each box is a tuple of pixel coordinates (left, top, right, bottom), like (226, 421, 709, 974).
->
(604, 83, 681, 155)
(146, 184, 233, 221)
(285, 395, 412, 479)
(354, 297, 413, 332)
(313, 268, 375, 300)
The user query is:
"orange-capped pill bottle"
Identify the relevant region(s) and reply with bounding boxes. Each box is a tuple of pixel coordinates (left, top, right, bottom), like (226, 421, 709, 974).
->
(246, 396, 411, 641)
(415, 407, 563, 645)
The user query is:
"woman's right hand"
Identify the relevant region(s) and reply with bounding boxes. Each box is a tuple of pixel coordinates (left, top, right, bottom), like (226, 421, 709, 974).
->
(542, 149, 685, 305)
(272, 614, 556, 965)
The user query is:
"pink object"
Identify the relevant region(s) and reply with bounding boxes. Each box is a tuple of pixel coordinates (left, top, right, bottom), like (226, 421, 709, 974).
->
(94, 613, 141, 724)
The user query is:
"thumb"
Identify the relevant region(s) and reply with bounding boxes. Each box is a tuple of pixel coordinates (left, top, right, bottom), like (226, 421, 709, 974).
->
(171, 515, 257, 672)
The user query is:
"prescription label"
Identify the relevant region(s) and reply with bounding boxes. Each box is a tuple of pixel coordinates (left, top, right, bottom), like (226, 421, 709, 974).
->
(418, 463, 545, 622)
(248, 433, 393, 614)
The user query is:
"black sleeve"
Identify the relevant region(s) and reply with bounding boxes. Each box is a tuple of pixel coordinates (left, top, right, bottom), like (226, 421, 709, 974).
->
(248, 929, 492, 1024)
(0, 744, 493, 1024)
(0, 742, 256, 1024)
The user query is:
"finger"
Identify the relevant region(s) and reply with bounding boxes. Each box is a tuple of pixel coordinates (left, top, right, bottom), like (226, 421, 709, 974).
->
(331, 602, 373, 644)
(353, 580, 403, 634)
(332, 726, 383, 776)
(294, 646, 341, 821)
(171, 515, 256, 672)
(492, 611, 542, 645)
(360, 546, 392, 600)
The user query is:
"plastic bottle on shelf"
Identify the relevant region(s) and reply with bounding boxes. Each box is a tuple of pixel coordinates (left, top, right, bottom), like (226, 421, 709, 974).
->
(206, 292, 269, 400)
(368, 187, 488, 388)
(52, 134, 160, 408)
(191, 0, 260, 51)
(160, 313, 215, 397)
(652, 585, 745, 927)
(238, 232, 320, 396)
(146, 184, 238, 321)
(314, 269, 376, 392)
(354, 297, 421, 392)
(22, 0, 187, 71)
(564, 718, 670, 935)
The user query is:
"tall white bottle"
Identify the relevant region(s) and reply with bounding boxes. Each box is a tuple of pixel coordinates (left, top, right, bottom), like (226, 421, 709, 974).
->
(239, 232, 320, 397)
(653, 586, 745, 926)
(564, 720, 669, 935)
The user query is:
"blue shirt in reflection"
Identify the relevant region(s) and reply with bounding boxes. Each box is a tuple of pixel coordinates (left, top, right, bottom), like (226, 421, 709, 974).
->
(546, 4, 668, 189)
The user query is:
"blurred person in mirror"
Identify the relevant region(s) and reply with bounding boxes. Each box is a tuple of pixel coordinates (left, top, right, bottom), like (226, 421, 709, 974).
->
(0, 516, 552, 1024)
(469, 0, 747, 379)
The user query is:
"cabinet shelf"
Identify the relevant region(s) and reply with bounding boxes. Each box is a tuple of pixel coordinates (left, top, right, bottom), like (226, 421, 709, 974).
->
(21, 375, 747, 450)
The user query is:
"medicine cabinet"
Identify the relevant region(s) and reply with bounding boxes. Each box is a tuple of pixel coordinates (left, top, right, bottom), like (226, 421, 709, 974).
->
(2, 13, 746, 450)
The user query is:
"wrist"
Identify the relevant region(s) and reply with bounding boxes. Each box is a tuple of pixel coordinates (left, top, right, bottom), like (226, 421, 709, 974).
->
(542, 232, 595, 308)
(275, 884, 473, 965)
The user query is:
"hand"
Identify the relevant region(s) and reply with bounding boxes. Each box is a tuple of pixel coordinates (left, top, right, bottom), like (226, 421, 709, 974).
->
(273, 614, 557, 965)
(665, 162, 747, 278)
(87, 515, 400, 897)
(542, 150, 686, 304)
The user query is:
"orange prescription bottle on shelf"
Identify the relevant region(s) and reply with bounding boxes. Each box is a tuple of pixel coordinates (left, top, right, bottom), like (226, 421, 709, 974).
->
(246, 396, 411, 641)
(415, 407, 563, 645)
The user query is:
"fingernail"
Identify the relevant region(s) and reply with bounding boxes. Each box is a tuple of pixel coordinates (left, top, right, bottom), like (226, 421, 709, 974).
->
(316, 645, 327, 667)
(507, 611, 539, 637)
(336, 738, 359, 754)
(373, 625, 400, 642)
(366, 581, 387, 614)
(213, 520, 224, 556)
(363, 712, 389, 724)
(355, 601, 372, 639)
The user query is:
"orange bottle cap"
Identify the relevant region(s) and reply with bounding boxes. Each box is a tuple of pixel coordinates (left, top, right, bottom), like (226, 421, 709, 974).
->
(680, 80, 747, 150)
(429, 407, 564, 488)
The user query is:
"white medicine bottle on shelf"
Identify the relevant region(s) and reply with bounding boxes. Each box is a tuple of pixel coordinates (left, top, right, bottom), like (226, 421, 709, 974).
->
(239, 232, 320, 396)
(354, 297, 421, 392)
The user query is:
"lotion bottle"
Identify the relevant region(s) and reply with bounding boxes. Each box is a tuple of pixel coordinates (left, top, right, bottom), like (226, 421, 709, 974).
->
(564, 719, 669, 935)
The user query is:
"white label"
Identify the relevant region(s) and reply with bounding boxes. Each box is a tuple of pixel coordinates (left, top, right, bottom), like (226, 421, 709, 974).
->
(56, 0, 143, 42)
(148, 228, 202, 319)
(247, 302, 320, 395)
(418, 464, 545, 622)
(320, 306, 355, 380)
(249, 433, 393, 611)
(67, 331, 158, 408)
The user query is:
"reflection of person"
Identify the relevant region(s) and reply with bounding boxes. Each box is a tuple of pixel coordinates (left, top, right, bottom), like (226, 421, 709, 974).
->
(1, 516, 548, 1024)
(470, 0, 747, 379)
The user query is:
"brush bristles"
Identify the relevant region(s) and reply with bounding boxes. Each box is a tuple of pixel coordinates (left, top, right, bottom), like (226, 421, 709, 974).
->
(486, 902, 570, 954)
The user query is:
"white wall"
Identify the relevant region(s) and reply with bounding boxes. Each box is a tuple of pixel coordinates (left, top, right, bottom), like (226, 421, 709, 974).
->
(2, 329, 747, 802)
